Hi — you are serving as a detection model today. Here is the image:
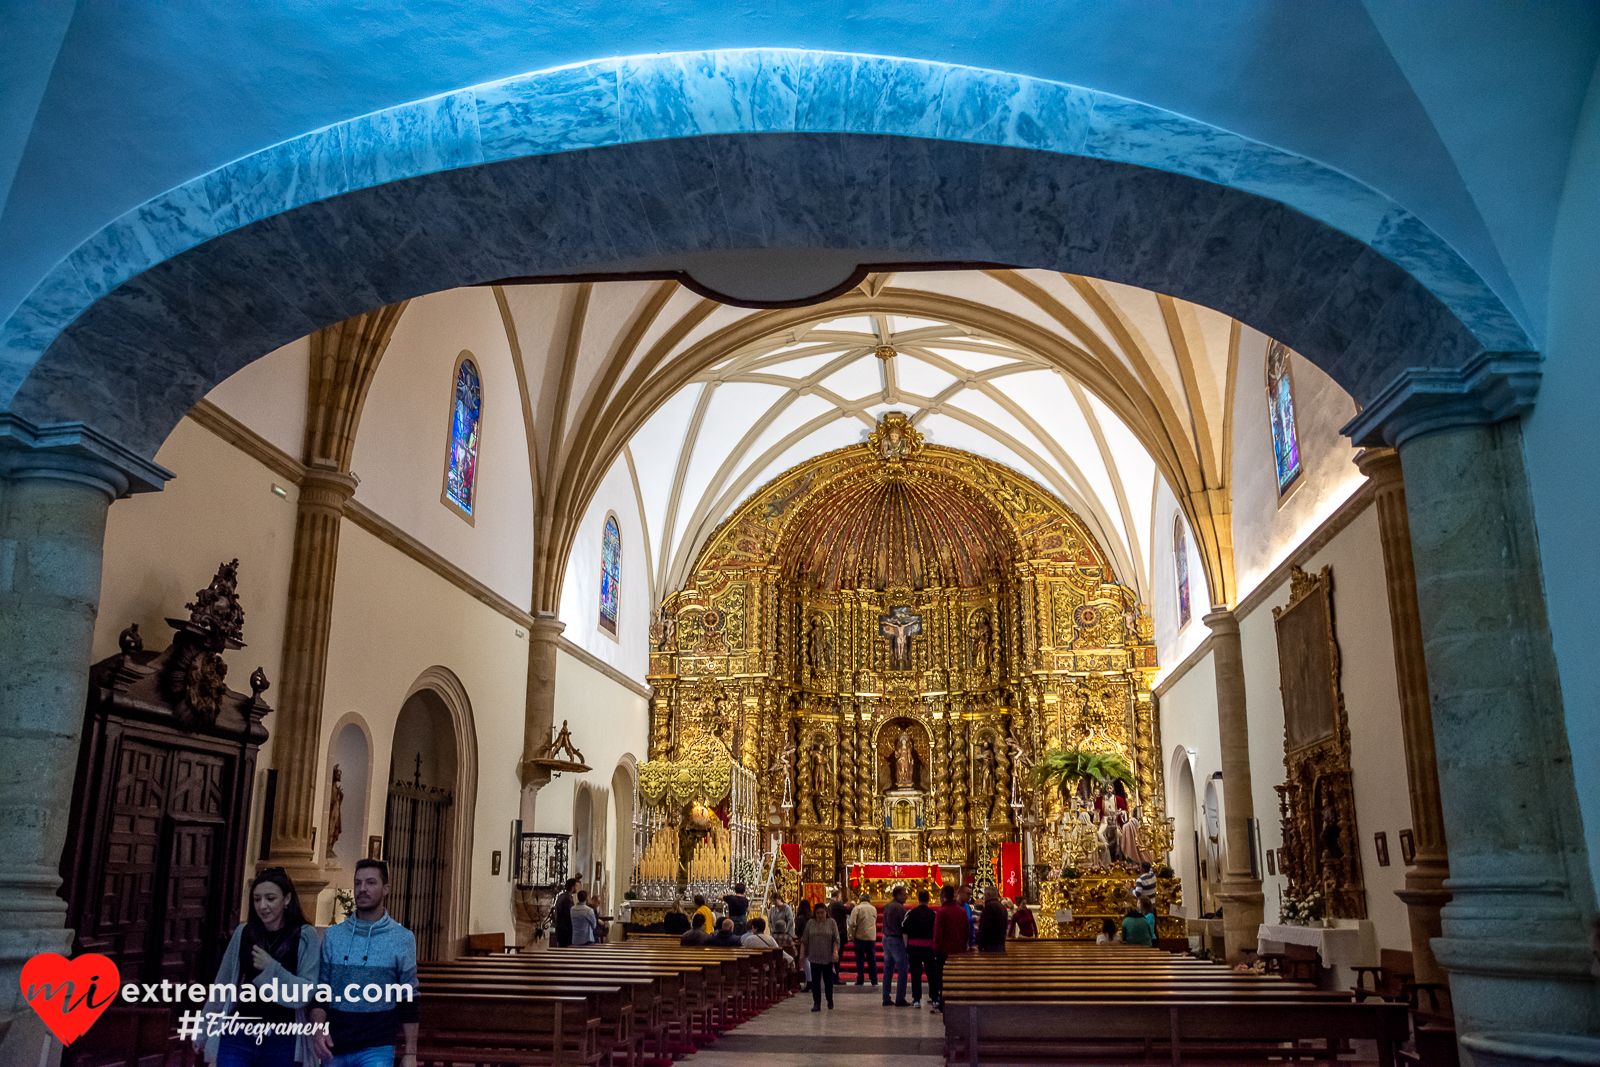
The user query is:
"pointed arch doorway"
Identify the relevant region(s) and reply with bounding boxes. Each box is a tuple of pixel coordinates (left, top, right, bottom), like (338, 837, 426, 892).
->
(383, 668, 478, 960)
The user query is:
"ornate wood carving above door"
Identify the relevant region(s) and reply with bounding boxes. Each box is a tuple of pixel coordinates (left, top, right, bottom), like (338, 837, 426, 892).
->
(59, 561, 273, 988)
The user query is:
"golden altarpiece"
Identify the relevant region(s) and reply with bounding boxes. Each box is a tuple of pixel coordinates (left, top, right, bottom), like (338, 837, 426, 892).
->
(630, 414, 1173, 931)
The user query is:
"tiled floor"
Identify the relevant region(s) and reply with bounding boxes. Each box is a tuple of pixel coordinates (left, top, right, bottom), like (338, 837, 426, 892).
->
(692, 977, 945, 1066)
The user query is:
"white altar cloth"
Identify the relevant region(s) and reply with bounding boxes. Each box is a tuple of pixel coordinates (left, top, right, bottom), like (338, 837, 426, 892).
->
(1256, 921, 1378, 969)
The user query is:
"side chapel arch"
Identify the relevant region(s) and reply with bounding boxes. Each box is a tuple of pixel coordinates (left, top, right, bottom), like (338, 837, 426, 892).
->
(393, 666, 479, 959)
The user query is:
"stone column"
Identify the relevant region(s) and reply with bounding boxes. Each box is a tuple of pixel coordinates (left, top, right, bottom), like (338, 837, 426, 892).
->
(1344, 353, 1598, 1046)
(1397, 421, 1597, 1038)
(1204, 607, 1265, 963)
(265, 303, 407, 899)
(1354, 448, 1452, 989)
(265, 466, 358, 898)
(519, 613, 567, 812)
(0, 416, 167, 1067)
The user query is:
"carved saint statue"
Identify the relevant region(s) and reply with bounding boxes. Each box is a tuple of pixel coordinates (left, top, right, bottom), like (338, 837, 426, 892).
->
(893, 730, 917, 789)
(881, 424, 909, 461)
(325, 765, 343, 859)
(969, 611, 992, 676)
(804, 736, 828, 824)
(1118, 810, 1146, 865)
(975, 735, 998, 821)
(806, 615, 831, 676)
(1101, 810, 1123, 864)
(878, 606, 923, 672)
(1319, 797, 1343, 859)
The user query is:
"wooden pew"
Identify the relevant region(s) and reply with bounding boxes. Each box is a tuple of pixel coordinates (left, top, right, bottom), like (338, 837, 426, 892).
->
(938, 946, 1409, 1067)
(416, 991, 601, 1067)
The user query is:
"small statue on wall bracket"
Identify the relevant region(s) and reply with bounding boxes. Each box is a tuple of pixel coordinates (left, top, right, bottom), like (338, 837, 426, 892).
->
(325, 766, 345, 859)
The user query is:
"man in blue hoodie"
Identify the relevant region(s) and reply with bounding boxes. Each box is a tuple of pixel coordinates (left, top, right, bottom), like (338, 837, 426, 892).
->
(311, 859, 419, 1067)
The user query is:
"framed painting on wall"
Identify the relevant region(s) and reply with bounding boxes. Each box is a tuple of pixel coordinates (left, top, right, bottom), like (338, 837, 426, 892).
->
(1398, 829, 1416, 866)
(1374, 832, 1390, 867)
(368, 835, 383, 860)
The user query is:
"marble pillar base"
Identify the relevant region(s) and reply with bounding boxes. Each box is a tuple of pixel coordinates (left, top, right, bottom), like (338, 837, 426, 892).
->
(1459, 1032, 1600, 1067)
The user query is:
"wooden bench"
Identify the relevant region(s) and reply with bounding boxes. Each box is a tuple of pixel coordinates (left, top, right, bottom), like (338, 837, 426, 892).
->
(939, 945, 1408, 1066)
(416, 992, 601, 1067)
(942, 998, 1409, 1067)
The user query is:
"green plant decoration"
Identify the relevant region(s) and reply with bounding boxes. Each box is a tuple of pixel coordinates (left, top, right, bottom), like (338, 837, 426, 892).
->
(1033, 747, 1135, 797)
(334, 888, 355, 923)
(1061, 866, 1082, 880)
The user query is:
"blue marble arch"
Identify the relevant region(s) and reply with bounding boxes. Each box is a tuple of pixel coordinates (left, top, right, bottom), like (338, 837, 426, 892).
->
(0, 48, 1534, 458)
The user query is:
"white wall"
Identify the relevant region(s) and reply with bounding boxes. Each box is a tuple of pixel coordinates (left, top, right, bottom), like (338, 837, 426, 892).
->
(208, 336, 310, 461)
(532, 648, 649, 884)
(312, 519, 531, 939)
(558, 455, 651, 681)
(1229, 328, 1365, 600)
(349, 286, 535, 612)
(94, 414, 301, 901)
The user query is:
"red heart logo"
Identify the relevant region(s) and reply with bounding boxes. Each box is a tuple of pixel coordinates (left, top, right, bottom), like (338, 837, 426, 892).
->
(21, 953, 121, 1046)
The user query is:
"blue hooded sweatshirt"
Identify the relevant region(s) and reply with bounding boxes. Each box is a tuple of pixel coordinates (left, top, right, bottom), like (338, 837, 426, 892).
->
(320, 911, 419, 1053)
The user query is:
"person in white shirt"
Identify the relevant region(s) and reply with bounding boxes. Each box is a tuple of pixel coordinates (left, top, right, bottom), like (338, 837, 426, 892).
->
(741, 916, 792, 967)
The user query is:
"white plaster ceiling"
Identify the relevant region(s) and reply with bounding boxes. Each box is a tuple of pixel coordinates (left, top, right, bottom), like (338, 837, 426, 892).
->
(489, 268, 1247, 613)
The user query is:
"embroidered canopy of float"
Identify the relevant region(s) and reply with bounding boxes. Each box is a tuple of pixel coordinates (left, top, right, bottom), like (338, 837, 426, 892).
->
(631, 733, 761, 906)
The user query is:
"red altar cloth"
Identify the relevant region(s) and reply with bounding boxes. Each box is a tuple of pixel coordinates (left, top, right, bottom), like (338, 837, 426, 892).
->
(847, 863, 942, 887)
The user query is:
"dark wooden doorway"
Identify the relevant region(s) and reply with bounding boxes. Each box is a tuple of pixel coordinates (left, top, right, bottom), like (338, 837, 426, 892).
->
(383, 782, 453, 961)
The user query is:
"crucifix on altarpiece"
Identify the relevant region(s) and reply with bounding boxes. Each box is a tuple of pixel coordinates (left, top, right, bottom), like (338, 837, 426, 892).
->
(878, 606, 923, 671)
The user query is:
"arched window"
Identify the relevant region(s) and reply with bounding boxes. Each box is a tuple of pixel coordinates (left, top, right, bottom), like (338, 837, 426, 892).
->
(599, 514, 621, 635)
(1266, 340, 1302, 495)
(1174, 516, 1191, 628)
(442, 354, 482, 521)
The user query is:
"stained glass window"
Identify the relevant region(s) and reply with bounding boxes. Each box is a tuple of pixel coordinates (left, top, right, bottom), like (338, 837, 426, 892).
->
(443, 356, 482, 518)
(599, 515, 621, 634)
(1267, 340, 1302, 495)
(1174, 516, 1191, 628)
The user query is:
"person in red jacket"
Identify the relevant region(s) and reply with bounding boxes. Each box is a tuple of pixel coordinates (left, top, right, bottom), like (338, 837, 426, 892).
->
(930, 884, 970, 1014)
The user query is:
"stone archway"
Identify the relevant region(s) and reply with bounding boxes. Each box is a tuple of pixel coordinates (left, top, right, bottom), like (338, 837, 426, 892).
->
(610, 755, 638, 915)
(0, 47, 1587, 1054)
(390, 666, 479, 960)
(1168, 746, 1199, 924)
(0, 50, 1531, 463)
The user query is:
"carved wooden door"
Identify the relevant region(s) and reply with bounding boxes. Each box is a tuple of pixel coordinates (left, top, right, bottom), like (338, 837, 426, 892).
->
(156, 820, 218, 984)
(156, 752, 227, 983)
(89, 741, 169, 974)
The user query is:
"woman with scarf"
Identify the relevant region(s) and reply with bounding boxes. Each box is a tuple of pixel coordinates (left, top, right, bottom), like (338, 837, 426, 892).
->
(197, 868, 322, 1067)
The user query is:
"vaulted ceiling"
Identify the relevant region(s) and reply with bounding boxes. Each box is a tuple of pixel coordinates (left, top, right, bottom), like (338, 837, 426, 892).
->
(490, 268, 1244, 616)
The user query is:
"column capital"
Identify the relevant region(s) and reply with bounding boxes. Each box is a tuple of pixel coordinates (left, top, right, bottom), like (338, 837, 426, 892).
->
(0, 413, 171, 498)
(298, 465, 359, 507)
(1352, 446, 1401, 485)
(527, 612, 567, 642)
(1201, 606, 1238, 635)
(1342, 351, 1540, 449)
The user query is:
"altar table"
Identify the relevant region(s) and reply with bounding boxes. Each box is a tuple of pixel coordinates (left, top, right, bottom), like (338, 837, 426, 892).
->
(1256, 920, 1379, 969)
(847, 863, 943, 893)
